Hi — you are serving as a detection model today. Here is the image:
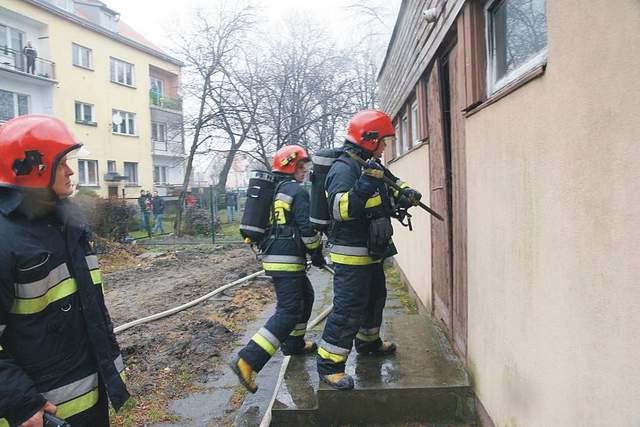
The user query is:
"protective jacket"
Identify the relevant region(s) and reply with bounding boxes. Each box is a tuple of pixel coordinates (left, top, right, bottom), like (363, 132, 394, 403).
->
(0, 189, 129, 426)
(261, 175, 321, 277)
(325, 143, 407, 265)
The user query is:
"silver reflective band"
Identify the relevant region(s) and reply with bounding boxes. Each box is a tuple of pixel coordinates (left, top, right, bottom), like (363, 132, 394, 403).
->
(262, 255, 305, 264)
(293, 322, 307, 330)
(14, 263, 70, 299)
(275, 193, 293, 204)
(332, 192, 345, 220)
(310, 218, 331, 225)
(301, 234, 320, 244)
(240, 225, 265, 233)
(312, 156, 337, 166)
(358, 327, 380, 336)
(329, 245, 369, 256)
(114, 354, 125, 373)
(258, 327, 281, 348)
(0, 325, 5, 336)
(319, 339, 350, 355)
(86, 255, 99, 270)
(43, 372, 98, 405)
(250, 170, 275, 181)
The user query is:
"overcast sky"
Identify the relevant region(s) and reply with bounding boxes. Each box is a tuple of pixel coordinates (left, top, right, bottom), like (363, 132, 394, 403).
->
(105, 0, 401, 59)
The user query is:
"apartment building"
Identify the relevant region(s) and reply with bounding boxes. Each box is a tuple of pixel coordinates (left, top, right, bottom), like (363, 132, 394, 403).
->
(378, 1, 639, 425)
(0, 0, 186, 198)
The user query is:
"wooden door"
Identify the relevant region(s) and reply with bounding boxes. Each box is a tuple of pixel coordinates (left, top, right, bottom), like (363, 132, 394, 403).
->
(108, 186, 119, 199)
(427, 59, 453, 334)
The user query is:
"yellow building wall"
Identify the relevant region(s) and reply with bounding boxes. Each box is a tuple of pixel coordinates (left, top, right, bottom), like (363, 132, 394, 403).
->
(5, 0, 181, 198)
(464, 1, 640, 426)
(387, 143, 432, 310)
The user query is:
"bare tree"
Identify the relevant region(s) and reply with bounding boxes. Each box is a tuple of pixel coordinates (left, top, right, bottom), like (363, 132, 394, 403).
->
(171, 5, 255, 236)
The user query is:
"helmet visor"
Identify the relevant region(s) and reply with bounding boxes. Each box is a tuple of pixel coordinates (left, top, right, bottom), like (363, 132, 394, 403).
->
(65, 145, 90, 160)
(380, 135, 396, 147)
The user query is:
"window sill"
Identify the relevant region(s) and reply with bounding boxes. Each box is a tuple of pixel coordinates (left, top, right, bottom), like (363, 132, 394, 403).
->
(386, 139, 429, 165)
(78, 184, 100, 188)
(76, 120, 97, 127)
(110, 80, 136, 89)
(73, 64, 94, 71)
(112, 132, 139, 138)
(125, 184, 141, 187)
(465, 63, 546, 118)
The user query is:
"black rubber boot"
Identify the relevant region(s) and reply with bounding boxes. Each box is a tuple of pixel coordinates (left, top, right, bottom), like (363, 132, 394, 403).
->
(356, 341, 397, 356)
(320, 372, 355, 390)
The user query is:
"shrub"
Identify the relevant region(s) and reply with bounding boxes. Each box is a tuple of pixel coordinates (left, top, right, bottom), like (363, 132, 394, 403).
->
(182, 206, 211, 236)
(73, 195, 136, 241)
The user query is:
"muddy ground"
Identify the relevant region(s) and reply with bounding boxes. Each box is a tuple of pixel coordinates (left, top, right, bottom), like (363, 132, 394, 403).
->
(101, 244, 274, 426)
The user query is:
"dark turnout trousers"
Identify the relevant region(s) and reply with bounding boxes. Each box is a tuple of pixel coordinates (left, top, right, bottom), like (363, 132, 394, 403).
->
(239, 276, 314, 372)
(317, 262, 386, 375)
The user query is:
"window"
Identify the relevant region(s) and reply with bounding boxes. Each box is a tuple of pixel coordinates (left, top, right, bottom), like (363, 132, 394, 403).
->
(107, 160, 116, 173)
(78, 159, 99, 186)
(110, 58, 135, 86)
(150, 77, 164, 96)
(154, 166, 168, 184)
(487, 0, 547, 93)
(401, 112, 409, 154)
(75, 101, 95, 124)
(112, 109, 136, 135)
(394, 120, 401, 159)
(123, 162, 138, 185)
(72, 43, 92, 69)
(411, 101, 419, 146)
(0, 90, 29, 122)
(151, 122, 167, 142)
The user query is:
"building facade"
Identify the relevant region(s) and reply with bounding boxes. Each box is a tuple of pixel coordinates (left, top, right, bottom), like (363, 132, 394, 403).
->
(378, 0, 640, 425)
(0, 0, 185, 198)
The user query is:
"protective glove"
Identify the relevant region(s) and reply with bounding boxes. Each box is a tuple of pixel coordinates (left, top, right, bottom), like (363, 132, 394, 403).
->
(369, 217, 394, 250)
(311, 248, 326, 268)
(354, 159, 384, 199)
(397, 187, 422, 209)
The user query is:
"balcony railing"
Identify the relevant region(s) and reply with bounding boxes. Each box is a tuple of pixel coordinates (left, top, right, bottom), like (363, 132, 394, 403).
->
(0, 46, 56, 80)
(149, 90, 182, 111)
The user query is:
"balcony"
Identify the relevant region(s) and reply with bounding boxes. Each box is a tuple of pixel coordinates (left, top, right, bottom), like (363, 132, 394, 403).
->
(0, 46, 56, 83)
(149, 90, 182, 111)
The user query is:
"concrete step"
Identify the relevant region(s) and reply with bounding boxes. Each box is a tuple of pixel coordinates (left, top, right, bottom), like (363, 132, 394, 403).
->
(271, 314, 475, 426)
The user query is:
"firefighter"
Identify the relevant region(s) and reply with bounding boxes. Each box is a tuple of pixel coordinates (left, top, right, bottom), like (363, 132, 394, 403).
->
(0, 115, 129, 426)
(230, 145, 324, 393)
(316, 110, 422, 390)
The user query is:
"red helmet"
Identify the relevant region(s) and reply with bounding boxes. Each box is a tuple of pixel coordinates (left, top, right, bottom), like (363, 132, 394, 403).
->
(0, 115, 82, 189)
(272, 145, 309, 174)
(345, 110, 395, 153)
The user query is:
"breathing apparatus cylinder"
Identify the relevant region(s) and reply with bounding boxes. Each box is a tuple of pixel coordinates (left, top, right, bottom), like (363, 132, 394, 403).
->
(240, 170, 276, 244)
(309, 148, 341, 232)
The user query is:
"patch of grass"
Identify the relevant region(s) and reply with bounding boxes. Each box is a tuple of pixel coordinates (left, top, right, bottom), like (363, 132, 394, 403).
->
(385, 264, 418, 314)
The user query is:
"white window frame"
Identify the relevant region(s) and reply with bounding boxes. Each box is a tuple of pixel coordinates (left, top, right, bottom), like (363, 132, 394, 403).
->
(154, 165, 168, 184)
(485, 0, 548, 94)
(123, 162, 139, 185)
(72, 43, 93, 69)
(401, 112, 409, 154)
(393, 121, 401, 159)
(107, 160, 116, 173)
(77, 159, 99, 186)
(151, 122, 167, 142)
(0, 89, 29, 123)
(75, 101, 95, 124)
(110, 57, 135, 87)
(411, 101, 419, 146)
(112, 109, 137, 136)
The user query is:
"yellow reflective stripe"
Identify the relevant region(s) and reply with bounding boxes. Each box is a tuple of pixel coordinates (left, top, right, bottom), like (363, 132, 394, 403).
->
(0, 418, 8, 427)
(317, 347, 347, 363)
(394, 181, 409, 197)
(339, 192, 351, 220)
(356, 332, 379, 342)
(120, 370, 127, 383)
(290, 329, 306, 337)
(56, 388, 99, 419)
(329, 253, 381, 266)
(11, 278, 77, 314)
(305, 240, 321, 250)
(252, 333, 277, 356)
(263, 262, 306, 272)
(90, 270, 102, 285)
(365, 194, 382, 208)
(273, 200, 291, 211)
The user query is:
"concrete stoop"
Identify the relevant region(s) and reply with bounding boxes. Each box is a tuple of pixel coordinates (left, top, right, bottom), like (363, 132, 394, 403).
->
(271, 314, 476, 426)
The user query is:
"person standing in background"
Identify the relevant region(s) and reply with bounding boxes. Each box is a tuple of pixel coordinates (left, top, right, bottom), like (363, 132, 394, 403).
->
(23, 42, 37, 75)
